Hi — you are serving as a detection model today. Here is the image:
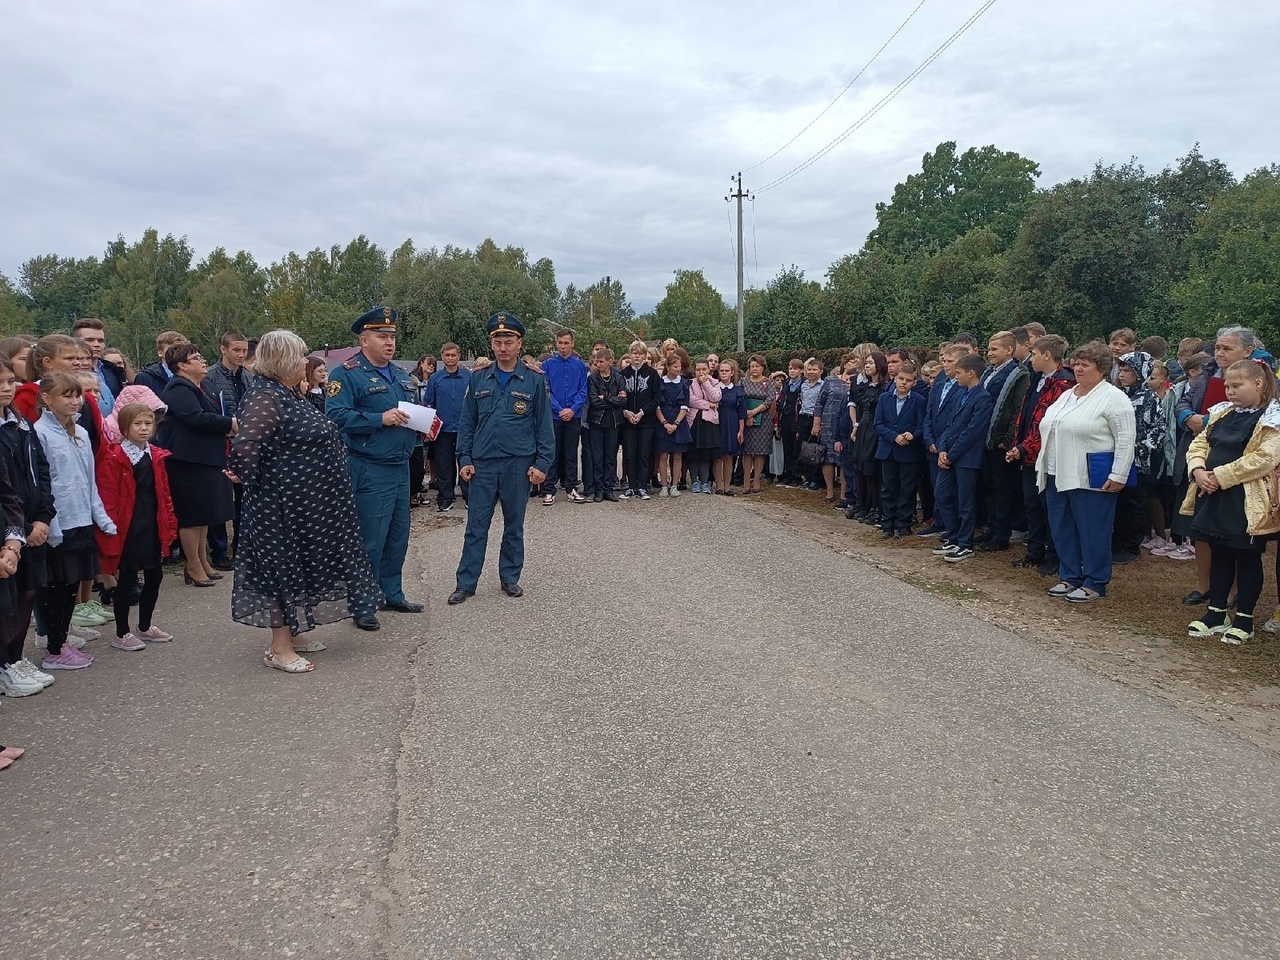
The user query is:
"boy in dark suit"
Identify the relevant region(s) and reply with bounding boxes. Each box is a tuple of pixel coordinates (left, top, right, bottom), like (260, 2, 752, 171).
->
(919, 344, 971, 539)
(933, 354, 995, 563)
(873, 361, 927, 537)
(980, 330, 1030, 551)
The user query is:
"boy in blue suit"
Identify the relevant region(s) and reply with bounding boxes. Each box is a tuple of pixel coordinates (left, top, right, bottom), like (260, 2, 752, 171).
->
(919, 345, 970, 538)
(933, 354, 995, 563)
(874, 361, 927, 537)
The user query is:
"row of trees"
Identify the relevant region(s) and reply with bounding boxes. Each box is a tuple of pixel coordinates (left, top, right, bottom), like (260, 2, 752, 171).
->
(2, 142, 1276, 361)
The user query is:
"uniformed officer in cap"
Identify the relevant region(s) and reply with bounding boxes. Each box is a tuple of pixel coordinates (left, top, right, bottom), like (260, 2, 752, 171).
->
(326, 306, 425, 622)
(449, 312, 555, 604)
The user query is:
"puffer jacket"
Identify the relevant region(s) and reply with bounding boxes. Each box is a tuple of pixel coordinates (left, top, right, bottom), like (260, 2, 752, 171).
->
(1118, 352, 1166, 479)
(1179, 400, 1280, 536)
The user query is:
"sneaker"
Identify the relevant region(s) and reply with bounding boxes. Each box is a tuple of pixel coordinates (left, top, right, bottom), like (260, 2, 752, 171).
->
(638, 488, 652, 501)
(64, 634, 87, 650)
(1261, 609, 1280, 634)
(0, 664, 43, 697)
(12, 659, 54, 688)
(69, 624, 100, 642)
(111, 633, 146, 652)
(669, 486, 682, 498)
(1047, 582, 1074, 597)
(620, 489, 634, 500)
(567, 490, 587, 503)
(137, 625, 173, 642)
(32, 633, 46, 649)
(658, 486, 670, 498)
(703, 483, 714, 495)
(41, 648, 91, 671)
(1167, 545, 1197, 561)
(71, 603, 110, 627)
(943, 548, 974, 563)
(915, 524, 945, 538)
(1151, 539, 1179, 556)
(438, 501, 455, 513)
(542, 492, 556, 505)
(931, 541, 957, 556)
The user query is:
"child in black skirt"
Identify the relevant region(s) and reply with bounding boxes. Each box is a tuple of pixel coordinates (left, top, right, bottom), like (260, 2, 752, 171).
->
(96, 403, 178, 651)
(1182, 359, 1280, 646)
(34, 372, 116, 671)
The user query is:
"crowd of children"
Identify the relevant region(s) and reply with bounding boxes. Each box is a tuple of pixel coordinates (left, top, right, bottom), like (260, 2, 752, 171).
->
(557, 328, 1280, 648)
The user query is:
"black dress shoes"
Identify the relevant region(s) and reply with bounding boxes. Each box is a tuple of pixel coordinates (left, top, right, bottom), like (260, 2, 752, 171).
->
(354, 614, 381, 631)
(209, 557, 235, 571)
(447, 589, 474, 605)
(501, 583, 523, 598)
(384, 600, 424, 613)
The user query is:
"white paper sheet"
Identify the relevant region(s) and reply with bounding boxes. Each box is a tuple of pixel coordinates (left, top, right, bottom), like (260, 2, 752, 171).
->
(398, 402, 440, 439)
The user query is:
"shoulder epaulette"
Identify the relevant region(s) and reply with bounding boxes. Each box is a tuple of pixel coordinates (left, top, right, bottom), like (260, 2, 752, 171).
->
(342, 358, 361, 369)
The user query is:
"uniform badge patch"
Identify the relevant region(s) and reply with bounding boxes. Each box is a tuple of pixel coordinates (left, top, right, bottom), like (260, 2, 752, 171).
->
(513, 400, 528, 415)
(327, 380, 343, 397)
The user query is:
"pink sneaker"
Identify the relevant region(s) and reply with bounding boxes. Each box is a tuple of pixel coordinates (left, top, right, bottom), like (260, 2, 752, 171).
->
(1168, 545, 1196, 561)
(136, 625, 173, 643)
(41, 648, 91, 670)
(111, 633, 146, 652)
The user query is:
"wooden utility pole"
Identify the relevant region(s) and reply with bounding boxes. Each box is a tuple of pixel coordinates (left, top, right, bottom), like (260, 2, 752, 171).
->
(727, 173, 751, 352)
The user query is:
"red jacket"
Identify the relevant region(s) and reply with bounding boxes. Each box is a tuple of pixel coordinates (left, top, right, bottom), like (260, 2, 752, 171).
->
(95, 442, 178, 575)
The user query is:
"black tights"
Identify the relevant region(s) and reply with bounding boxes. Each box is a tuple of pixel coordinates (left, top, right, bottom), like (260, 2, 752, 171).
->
(115, 566, 163, 637)
(0, 591, 34, 667)
(856, 462, 881, 514)
(1205, 540, 1264, 627)
(36, 582, 77, 656)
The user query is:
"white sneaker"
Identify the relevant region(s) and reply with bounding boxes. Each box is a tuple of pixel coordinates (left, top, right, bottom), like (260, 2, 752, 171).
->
(1261, 609, 1280, 634)
(13, 658, 54, 688)
(69, 624, 100, 642)
(0, 663, 43, 697)
(64, 634, 87, 650)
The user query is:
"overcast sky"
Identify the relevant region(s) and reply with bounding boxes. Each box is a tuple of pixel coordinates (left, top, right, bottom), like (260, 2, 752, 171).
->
(2, 0, 1274, 312)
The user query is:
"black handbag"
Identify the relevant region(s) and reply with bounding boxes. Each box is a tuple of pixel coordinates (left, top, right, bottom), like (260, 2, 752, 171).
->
(799, 440, 825, 467)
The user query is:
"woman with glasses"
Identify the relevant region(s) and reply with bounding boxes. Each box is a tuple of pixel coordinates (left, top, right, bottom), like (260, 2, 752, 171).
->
(156, 343, 237, 587)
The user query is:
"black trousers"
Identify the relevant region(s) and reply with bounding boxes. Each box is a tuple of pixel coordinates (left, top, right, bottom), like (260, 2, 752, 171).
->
(1209, 540, 1264, 621)
(0, 591, 34, 667)
(432, 431, 467, 506)
(916, 459, 934, 524)
(879, 459, 919, 531)
(207, 482, 244, 561)
(855, 459, 881, 514)
(981, 449, 1020, 543)
(1111, 481, 1146, 554)
(620, 422, 654, 492)
(37, 582, 77, 656)
(780, 416, 801, 479)
(545, 418, 581, 492)
(408, 444, 426, 500)
(580, 422, 595, 492)
(589, 425, 619, 495)
(115, 566, 163, 636)
(1021, 465, 1057, 563)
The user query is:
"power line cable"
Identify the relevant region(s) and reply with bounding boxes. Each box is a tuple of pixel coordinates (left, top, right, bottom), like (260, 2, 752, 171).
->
(757, 0, 998, 194)
(744, 0, 928, 174)
(750, 198, 760, 291)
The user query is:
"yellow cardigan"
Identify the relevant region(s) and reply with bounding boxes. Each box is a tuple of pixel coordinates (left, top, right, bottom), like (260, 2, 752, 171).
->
(1180, 401, 1280, 536)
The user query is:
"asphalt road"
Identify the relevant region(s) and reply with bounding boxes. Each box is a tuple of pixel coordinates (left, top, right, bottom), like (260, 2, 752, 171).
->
(3, 495, 1279, 959)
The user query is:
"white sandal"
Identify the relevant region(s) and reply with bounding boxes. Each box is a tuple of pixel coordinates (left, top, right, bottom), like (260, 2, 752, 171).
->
(263, 652, 313, 673)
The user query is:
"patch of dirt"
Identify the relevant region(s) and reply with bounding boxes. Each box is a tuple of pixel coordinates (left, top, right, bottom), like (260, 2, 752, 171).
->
(410, 505, 466, 533)
(742, 484, 1280, 755)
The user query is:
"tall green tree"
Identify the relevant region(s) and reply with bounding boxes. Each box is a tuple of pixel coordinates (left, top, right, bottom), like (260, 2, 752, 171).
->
(868, 142, 1040, 254)
(652, 269, 732, 352)
(0, 274, 35, 335)
(99, 229, 194, 360)
(744, 266, 824, 350)
(18, 254, 105, 334)
(1170, 166, 1280, 347)
(1000, 161, 1159, 345)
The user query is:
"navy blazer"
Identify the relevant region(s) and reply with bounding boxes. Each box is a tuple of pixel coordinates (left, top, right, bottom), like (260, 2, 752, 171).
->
(936, 385, 995, 470)
(873, 390, 926, 462)
(923, 375, 963, 454)
(156, 375, 235, 467)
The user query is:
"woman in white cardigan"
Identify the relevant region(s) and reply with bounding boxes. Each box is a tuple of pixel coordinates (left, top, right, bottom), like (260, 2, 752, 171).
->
(1036, 340, 1137, 602)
